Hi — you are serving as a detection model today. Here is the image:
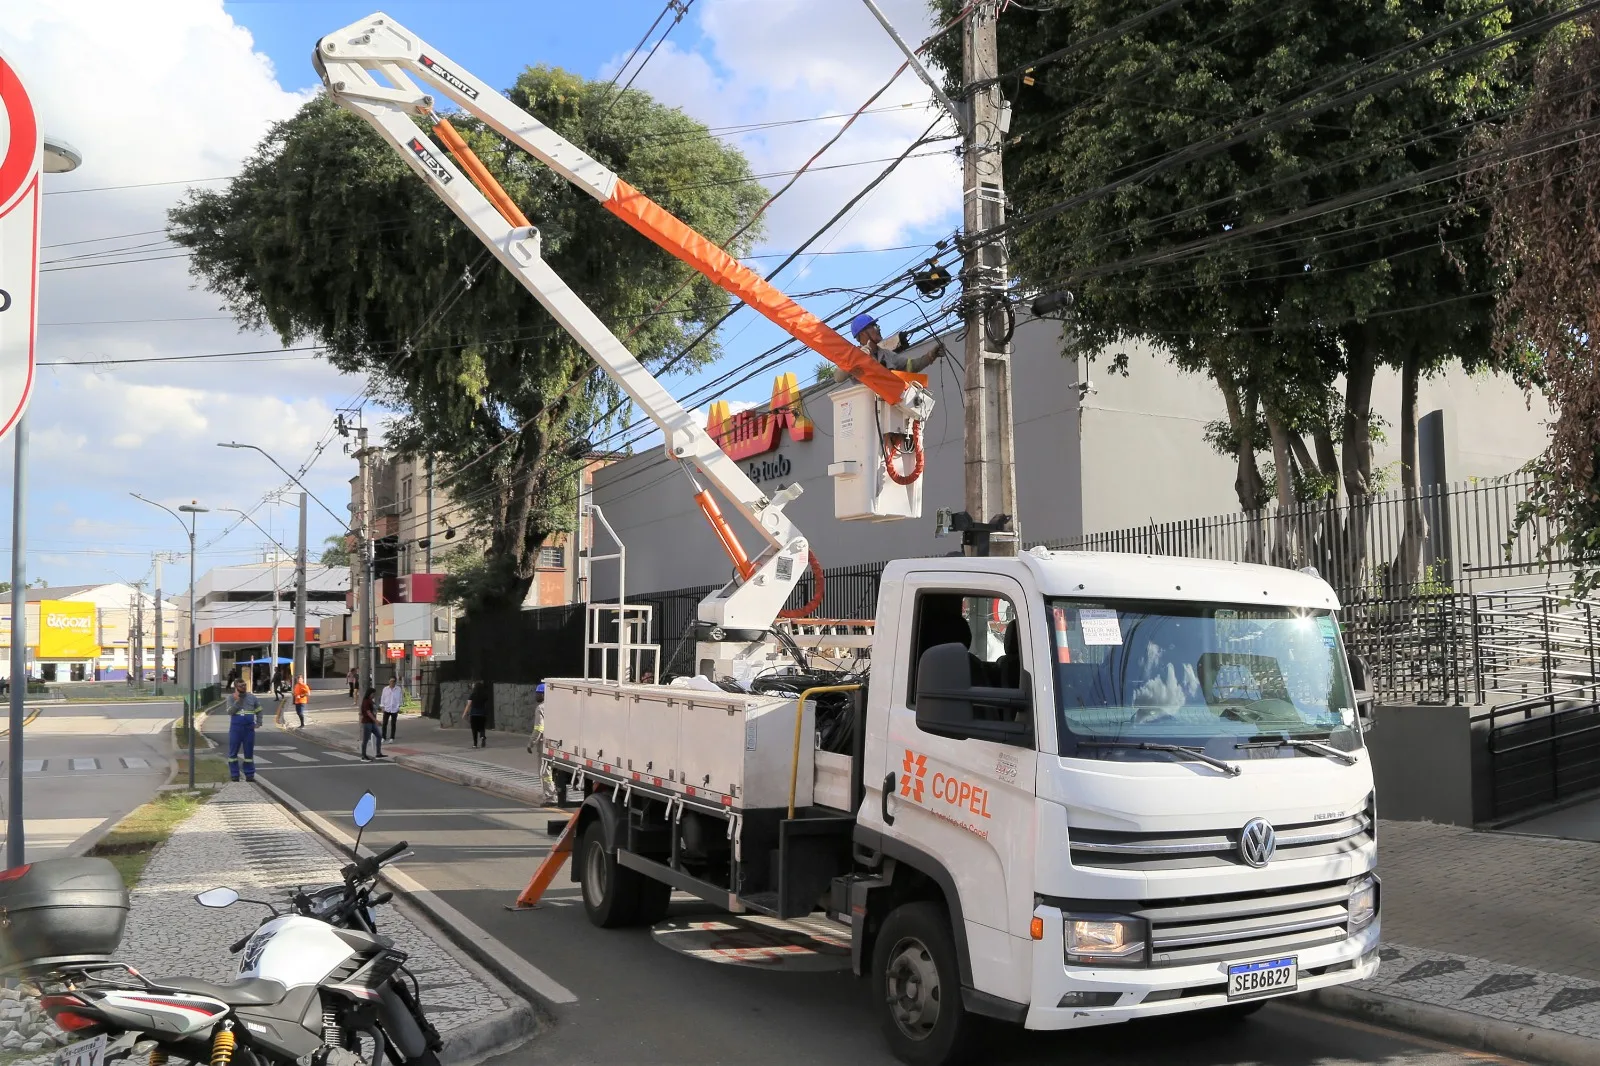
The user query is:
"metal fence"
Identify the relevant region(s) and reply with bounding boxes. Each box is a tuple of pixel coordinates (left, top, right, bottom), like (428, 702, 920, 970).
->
(1043, 474, 1559, 603)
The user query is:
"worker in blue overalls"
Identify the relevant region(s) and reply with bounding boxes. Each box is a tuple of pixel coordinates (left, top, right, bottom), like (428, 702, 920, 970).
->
(224, 677, 263, 783)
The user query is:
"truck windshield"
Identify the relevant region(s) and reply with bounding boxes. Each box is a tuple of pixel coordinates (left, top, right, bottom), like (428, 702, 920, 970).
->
(1046, 599, 1361, 761)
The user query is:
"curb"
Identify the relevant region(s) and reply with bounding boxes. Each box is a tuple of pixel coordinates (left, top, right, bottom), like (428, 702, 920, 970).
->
(253, 775, 576, 1011)
(1303, 985, 1600, 1066)
(298, 726, 550, 807)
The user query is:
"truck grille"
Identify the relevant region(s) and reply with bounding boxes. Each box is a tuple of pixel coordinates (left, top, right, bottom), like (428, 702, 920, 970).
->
(1069, 813, 1371, 871)
(1139, 878, 1357, 967)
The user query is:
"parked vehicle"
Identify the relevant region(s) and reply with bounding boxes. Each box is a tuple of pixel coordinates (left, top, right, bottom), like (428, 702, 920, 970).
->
(541, 554, 1380, 1065)
(12, 792, 439, 1066)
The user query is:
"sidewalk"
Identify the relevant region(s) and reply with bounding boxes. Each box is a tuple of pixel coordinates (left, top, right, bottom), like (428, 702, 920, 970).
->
(295, 691, 1600, 1063)
(100, 783, 535, 1064)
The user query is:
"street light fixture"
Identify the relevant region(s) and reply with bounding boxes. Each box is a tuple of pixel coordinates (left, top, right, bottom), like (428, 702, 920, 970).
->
(216, 443, 346, 527)
(221, 508, 297, 692)
(131, 494, 207, 789)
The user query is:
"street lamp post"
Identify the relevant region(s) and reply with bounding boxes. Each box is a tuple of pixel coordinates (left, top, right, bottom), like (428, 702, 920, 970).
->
(132, 495, 208, 789)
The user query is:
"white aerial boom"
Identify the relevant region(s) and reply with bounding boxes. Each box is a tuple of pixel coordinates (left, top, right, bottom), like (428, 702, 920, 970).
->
(315, 13, 932, 664)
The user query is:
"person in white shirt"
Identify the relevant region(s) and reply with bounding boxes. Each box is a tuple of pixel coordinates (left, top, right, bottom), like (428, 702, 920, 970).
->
(379, 675, 403, 740)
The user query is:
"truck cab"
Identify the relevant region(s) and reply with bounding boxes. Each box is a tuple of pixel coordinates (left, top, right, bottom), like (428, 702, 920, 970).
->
(545, 547, 1378, 1065)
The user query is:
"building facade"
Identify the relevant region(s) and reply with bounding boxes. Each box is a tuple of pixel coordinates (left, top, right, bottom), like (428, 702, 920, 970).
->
(172, 561, 349, 687)
(586, 316, 1555, 600)
(0, 584, 179, 682)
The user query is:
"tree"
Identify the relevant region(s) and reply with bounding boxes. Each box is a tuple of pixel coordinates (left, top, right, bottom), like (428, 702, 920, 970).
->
(1483, 16, 1600, 596)
(929, 0, 1526, 584)
(318, 535, 350, 568)
(170, 70, 765, 611)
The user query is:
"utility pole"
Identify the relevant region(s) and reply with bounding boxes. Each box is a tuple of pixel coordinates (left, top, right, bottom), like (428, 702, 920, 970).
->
(130, 584, 144, 685)
(268, 542, 280, 687)
(355, 428, 376, 694)
(152, 554, 166, 684)
(294, 491, 308, 684)
(960, 0, 1019, 556)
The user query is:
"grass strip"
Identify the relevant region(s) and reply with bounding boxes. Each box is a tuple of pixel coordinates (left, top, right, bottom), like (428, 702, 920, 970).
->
(89, 790, 213, 888)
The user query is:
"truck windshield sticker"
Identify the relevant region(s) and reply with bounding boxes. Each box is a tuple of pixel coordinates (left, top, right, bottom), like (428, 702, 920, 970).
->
(1317, 615, 1338, 648)
(1078, 608, 1123, 646)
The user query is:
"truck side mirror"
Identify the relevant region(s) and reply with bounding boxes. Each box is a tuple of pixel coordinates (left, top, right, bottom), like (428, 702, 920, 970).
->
(915, 643, 1033, 747)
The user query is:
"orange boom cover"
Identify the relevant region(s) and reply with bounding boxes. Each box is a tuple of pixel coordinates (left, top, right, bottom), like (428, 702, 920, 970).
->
(603, 179, 909, 407)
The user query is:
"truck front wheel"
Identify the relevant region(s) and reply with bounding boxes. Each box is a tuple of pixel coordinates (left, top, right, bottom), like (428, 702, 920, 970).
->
(872, 902, 972, 1066)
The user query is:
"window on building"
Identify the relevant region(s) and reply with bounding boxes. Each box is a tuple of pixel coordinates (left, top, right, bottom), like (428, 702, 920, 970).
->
(400, 475, 413, 513)
(538, 546, 565, 569)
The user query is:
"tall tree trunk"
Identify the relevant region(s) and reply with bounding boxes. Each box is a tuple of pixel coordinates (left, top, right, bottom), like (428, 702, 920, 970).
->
(1396, 348, 1426, 591)
(1265, 402, 1296, 565)
(1213, 356, 1265, 512)
(1312, 425, 1340, 497)
(1341, 328, 1379, 594)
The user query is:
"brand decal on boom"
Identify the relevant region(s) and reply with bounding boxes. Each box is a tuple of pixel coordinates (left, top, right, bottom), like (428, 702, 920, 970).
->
(419, 55, 479, 99)
(407, 137, 453, 185)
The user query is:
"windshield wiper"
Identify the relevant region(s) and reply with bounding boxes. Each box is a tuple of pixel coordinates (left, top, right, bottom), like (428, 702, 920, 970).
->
(1076, 740, 1242, 777)
(1235, 739, 1358, 766)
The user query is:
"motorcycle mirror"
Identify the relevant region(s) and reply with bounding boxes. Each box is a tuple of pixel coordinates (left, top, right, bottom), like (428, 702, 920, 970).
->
(196, 887, 240, 909)
(353, 792, 377, 828)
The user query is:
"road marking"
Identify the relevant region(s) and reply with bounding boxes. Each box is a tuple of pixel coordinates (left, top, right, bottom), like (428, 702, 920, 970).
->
(23, 759, 43, 772)
(326, 751, 361, 761)
(252, 755, 272, 764)
(120, 757, 149, 770)
(70, 758, 98, 771)
(281, 752, 317, 763)
(252, 775, 578, 1006)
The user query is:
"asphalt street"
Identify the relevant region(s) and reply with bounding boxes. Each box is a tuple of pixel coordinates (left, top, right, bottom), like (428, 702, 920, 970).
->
(232, 720, 1525, 1066)
(2, 700, 180, 859)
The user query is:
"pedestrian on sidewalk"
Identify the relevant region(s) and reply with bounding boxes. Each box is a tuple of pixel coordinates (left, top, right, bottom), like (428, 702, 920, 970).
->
(292, 674, 310, 729)
(347, 667, 359, 700)
(464, 680, 490, 748)
(359, 687, 384, 760)
(380, 675, 402, 740)
(224, 678, 262, 783)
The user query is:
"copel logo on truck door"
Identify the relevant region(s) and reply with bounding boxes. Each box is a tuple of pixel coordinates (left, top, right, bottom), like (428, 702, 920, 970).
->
(900, 750, 927, 800)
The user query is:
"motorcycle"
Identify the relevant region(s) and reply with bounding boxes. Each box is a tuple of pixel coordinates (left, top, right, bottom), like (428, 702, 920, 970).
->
(40, 792, 442, 1066)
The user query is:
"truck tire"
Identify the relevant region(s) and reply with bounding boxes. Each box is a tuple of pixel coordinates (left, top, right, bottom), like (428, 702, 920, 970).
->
(872, 902, 973, 1066)
(578, 821, 641, 928)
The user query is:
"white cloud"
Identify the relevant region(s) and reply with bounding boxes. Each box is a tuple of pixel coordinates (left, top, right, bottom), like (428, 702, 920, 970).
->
(0, 2, 361, 585)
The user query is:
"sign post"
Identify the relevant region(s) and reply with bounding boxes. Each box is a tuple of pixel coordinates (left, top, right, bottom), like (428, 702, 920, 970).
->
(1, 49, 42, 871)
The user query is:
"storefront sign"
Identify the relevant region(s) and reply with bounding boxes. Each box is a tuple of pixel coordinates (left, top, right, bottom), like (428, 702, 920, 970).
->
(707, 372, 813, 461)
(385, 641, 406, 661)
(37, 600, 97, 659)
(0, 49, 43, 439)
(412, 640, 433, 659)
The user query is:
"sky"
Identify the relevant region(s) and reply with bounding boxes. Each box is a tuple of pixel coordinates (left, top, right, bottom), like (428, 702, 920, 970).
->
(0, 0, 960, 593)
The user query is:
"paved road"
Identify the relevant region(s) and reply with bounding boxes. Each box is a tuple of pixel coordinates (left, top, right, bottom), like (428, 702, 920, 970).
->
(1, 700, 180, 859)
(235, 722, 1525, 1066)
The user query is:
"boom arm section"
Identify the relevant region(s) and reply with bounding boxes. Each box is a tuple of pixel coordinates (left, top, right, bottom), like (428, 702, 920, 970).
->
(316, 12, 834, 634)
(314, 12, 933, 422)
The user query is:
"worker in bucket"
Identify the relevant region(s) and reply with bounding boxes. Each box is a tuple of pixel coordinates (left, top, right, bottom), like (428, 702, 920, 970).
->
(224, 677, 263, 783)
(835, 314, 944, 380)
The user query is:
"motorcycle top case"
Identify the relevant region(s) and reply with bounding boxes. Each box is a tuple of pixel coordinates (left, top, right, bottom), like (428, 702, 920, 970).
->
(0, 857, 129, 974)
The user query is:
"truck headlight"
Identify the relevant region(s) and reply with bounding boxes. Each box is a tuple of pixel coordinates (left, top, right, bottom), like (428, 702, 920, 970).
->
(1348, 876, 1378, 930)
(1064, 916, 1146, 966)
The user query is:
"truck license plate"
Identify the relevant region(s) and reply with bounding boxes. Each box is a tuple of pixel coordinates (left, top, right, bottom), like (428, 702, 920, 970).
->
(55, 1034, 107, 1066)
(1226, 956, 1297, 1000)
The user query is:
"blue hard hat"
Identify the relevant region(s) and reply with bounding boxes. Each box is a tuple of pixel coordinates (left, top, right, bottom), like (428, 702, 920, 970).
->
(850, 313, 877, 339)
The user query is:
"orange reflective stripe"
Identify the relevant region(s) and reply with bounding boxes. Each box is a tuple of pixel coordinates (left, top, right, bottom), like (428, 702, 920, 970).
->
(603, 179, 909, 406)
(433, 119, 532, 229)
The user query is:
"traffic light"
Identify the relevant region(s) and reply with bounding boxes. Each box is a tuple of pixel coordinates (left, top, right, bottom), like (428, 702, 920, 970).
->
(373, 535, 399, 579)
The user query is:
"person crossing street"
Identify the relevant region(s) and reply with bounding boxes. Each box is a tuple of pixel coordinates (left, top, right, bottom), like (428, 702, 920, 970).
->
(380, 674, 403, 740)
(291, 674, 310, 729)
(224, 678, 263, 783)
(359, 687, 384, 761)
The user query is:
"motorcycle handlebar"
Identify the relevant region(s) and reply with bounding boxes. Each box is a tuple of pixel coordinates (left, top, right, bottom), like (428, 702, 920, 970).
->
(373, 840, 408, 866)
(346, 839, 408, 882)
(229, 934, 251, 954)
(369, 891, 394, 906)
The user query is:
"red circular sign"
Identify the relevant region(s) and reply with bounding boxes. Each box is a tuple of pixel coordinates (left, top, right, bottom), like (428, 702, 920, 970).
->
(0, 53, 39, 210)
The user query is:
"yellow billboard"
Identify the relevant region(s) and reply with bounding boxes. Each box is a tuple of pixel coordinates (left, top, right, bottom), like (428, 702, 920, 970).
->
(38, 600, 98, 659)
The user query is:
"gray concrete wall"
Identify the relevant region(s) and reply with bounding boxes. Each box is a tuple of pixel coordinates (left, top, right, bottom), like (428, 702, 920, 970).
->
(492, 683, 539, 736)
(438, 680, 473, 729)
(1367, 703, 1482, 826)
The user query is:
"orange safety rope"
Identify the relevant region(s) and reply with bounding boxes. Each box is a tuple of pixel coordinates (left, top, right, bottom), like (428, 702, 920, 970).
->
(777, 551, 826, 620)
(884, 421, 924, 486)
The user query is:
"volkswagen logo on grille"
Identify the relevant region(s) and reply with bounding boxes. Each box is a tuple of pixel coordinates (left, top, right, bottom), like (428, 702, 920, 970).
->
(1239, 818, 1277, 867)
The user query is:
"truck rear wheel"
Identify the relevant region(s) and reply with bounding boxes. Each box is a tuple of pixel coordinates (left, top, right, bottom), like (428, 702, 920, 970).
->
(872, 902, 972, 1066)
(579, 821, 641, 928)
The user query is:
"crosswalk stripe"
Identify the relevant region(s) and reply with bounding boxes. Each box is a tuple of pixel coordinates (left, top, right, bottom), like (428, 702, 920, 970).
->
(120, 757, 150, 770)
(326, 751, 361, 762)
(23, 759, 43, 772)
(282, 752, 317, 763)
(252, 754, 272, 764)
(71, 758, 98, 772)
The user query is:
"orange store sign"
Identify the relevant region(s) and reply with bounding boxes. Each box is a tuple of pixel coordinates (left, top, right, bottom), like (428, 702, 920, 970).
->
(707, 373, 813, 461)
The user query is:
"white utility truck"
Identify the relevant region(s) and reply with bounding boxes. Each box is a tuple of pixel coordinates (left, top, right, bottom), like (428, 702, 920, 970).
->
(316, 15, 1379, 1064)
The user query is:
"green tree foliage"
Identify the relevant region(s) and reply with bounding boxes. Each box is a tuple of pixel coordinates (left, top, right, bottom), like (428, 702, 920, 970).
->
(170, 70, 765, 610)
(1483, 16, 1600, 596)
(318, 535, 350, 568)
(928, 0, 1526, 569)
